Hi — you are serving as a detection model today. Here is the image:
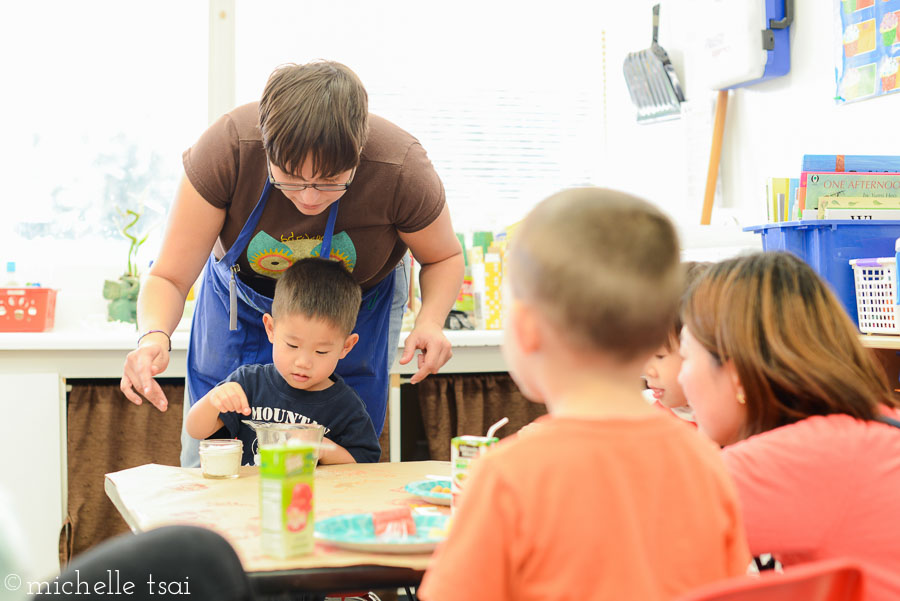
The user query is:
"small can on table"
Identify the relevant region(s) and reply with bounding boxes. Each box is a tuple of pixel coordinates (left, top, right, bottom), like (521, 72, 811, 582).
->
(450, 435, 498, 513)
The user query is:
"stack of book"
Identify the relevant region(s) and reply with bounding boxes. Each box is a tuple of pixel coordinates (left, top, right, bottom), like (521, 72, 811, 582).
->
(767, 155, 900, 222)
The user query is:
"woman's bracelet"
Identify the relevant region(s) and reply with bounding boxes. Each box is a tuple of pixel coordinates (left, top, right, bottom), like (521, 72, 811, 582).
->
(137, 329, 172, 352)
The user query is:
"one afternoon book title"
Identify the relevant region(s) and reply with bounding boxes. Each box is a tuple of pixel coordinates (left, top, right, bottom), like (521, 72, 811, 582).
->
(805, 172, 900, 208)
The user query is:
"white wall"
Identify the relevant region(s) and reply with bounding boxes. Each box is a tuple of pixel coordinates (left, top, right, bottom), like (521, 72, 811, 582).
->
(603, 0, 897, 231)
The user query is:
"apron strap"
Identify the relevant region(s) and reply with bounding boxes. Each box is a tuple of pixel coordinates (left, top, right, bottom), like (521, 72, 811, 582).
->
(320, 200, 340, 259)
(224, 180, 273, 264)
(221, 183, 341, 329)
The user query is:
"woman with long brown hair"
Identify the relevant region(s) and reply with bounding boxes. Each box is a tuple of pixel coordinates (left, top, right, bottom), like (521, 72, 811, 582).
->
(678, 251, 900, 600)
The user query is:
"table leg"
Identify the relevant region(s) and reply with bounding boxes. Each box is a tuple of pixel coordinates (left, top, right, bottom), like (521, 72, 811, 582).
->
(389, 373, 402, 462)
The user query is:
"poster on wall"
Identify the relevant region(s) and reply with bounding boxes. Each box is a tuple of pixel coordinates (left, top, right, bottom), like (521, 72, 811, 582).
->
(835, 0, 900, 103)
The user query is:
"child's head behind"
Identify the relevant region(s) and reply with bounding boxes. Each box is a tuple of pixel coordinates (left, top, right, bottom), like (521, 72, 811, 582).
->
(643, 261, 711, 409)
(505, 187, 681, 388)
(264, 258, 362, 391)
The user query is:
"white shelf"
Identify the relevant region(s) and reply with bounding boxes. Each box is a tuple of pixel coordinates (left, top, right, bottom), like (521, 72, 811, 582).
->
(0, 324, 506, 377)
(0, 323, 502, 352)
(0, 324, 190, 351)
(859, 334, 900, 350)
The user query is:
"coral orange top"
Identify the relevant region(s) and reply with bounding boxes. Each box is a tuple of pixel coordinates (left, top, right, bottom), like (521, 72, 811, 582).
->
(722, 412, 900, 601)
(420, 414, 749, 601)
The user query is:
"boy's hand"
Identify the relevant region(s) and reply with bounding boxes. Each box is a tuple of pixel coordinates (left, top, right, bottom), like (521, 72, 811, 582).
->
(207, 382, 251, 416)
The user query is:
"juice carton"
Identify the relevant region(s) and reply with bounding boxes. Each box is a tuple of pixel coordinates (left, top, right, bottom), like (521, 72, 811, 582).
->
(259, 443, 317, 558)
(453, 273, 475, 314)
(482, 252, 503, 330)
(470, 247, 487, 329)
(450, 435, 498, 513)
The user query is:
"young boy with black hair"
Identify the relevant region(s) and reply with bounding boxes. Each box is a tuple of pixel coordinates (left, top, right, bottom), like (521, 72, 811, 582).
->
(186, 257, 380, 465)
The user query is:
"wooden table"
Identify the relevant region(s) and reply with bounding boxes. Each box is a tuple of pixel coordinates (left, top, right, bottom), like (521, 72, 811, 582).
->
(105, 460, 451, 595)
(1, 325, 501, 578)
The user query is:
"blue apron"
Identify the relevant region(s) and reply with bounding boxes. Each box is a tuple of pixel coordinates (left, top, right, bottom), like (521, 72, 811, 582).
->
(187, 181, 394, 433)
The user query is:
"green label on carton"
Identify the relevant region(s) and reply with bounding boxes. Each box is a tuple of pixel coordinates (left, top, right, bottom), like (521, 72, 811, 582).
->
(450, 436, 498, 513)
(259, 445, 317, 559)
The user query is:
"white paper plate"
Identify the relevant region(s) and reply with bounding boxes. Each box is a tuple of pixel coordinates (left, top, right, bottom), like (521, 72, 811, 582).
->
(404, 479, 452, 506)
(314, 512, 449, 554)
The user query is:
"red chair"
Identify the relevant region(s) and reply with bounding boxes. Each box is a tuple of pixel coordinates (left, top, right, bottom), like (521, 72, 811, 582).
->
(674, 558, 865, 601)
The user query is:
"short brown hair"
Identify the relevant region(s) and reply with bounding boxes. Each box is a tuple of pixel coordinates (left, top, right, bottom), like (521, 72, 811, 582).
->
(682, 252, 897, 438)
(663, 261, 712, 350)
(507, 187, 682, 361)
(259, 60, 368, 179)
(271, 258, 362, 335)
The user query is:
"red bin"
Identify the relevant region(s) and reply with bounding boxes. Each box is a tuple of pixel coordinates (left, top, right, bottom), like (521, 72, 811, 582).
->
(0, 288, 58, 332)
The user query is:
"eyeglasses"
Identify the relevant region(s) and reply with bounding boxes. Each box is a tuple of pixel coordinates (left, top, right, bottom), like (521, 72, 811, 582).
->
(267, 163, 356, 192)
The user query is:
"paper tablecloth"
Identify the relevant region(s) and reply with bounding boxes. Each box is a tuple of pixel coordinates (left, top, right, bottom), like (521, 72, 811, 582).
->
(104, 461, 450, 572)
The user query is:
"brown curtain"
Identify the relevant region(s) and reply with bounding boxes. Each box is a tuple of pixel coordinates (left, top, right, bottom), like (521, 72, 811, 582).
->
(378, 405, 390, 463)
(416, 373, 547, 461)
(61, 379, 184, 565)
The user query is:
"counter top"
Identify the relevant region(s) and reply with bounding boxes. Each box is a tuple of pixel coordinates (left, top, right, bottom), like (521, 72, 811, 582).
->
(5, 324, 897, 352)
(0, 324, 503, 351)
(0, 324, 191, 351)
(0, 325, 507, 377)
(859, 334, 900, 350)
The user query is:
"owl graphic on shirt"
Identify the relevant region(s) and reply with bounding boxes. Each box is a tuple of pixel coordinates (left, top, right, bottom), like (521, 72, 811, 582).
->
(246, 230, 357, 279)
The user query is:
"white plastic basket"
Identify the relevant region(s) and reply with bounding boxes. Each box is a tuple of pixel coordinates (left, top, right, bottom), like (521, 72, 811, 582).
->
(849, 257, 900, 334)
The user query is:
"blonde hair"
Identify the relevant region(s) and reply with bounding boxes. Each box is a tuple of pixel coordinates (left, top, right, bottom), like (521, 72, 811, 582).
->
(682, 252, 897, 438)
(272, 258, 361, 335)
(507, 187, 682, 361)
(259, 60, 368, 179)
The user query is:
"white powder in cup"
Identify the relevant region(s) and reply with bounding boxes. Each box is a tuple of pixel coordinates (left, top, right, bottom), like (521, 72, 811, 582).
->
(199, 439, 242, 479)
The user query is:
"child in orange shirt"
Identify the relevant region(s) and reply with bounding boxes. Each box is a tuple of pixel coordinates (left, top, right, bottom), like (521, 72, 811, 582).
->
(642, 261, 709, 426)
(419, 188, 750, 601)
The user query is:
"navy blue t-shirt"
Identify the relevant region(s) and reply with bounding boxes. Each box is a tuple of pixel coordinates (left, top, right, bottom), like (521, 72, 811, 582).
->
(217, 363, 381, 465)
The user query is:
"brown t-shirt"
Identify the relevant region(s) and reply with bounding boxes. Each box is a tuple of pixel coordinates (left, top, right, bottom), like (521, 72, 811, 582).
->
(182, 102, 445, 295)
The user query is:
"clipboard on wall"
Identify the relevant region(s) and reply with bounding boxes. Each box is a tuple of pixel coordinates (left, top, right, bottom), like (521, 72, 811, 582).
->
(699, 0, 794, 224)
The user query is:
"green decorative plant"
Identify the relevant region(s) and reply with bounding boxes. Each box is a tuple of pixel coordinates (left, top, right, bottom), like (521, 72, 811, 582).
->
(102, 207, 150, 325)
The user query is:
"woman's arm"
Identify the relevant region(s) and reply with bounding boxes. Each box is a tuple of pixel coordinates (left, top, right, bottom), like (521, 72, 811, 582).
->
(398, 204, 465, 384)
(120, 175, 226, 411)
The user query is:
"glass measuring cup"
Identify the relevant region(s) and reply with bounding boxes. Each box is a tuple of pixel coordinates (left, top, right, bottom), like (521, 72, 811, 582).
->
(242, 421, 327, 466)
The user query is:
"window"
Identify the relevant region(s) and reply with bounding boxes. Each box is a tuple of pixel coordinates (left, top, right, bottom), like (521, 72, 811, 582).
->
(0, 2, 207, 282)
(234, 1, 605, 233)
(2, 2, 608, 305)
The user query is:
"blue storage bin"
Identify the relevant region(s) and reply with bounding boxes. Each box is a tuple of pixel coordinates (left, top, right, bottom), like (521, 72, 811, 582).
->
(744, 220, 900, 326)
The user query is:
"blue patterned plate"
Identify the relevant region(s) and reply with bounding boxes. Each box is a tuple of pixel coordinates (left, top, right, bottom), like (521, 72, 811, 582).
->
(315, 513, 449, 553)
(404, 479, 452, 506)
